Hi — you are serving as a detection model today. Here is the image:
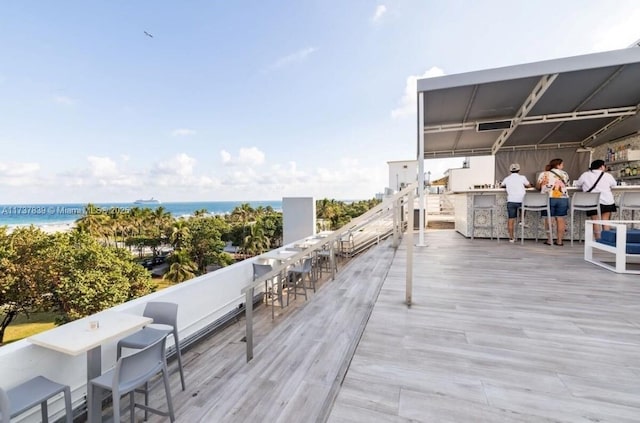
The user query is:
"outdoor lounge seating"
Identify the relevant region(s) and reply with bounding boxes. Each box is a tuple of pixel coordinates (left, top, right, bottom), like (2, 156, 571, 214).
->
(584, 220, 640, 274)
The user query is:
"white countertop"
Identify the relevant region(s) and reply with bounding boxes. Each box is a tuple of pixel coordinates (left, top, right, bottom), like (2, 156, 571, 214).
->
(452, 186, 640, 194)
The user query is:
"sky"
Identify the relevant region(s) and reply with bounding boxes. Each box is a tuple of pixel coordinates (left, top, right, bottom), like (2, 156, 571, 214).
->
(1, 1, 639, 204)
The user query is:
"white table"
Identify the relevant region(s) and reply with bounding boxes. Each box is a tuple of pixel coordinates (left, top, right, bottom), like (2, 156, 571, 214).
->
(260, 250, 298, 262)
(28, 310, 152, 422)
(294, 238, 323, 249)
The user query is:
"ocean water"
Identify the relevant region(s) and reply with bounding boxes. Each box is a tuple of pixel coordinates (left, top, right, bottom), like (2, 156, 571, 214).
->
(0, 201, 282, 228)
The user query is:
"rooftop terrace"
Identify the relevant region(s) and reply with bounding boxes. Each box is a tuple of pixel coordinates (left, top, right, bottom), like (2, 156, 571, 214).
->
(143, 228, 640, 422)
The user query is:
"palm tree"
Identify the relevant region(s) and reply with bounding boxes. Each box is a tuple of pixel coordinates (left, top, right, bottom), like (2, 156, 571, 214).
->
(170, 220, 191, 250)
(163, 249, 197, 283)
(230, 203, 256, 247)
(75, 204, 112, 243)
(243, 222, 270, 256)
(193, 209, 208, 217)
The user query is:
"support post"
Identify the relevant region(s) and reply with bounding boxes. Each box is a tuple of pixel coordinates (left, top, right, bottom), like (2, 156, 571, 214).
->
(406, 189, 414, 306)
(417, 91, 426, 246)
(245, 287, 254, 362)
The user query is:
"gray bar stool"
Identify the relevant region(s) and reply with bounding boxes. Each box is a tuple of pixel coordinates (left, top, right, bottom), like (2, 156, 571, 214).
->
(520, 192, 553, 245)
(471, 194, 498, 240)
(569, 192, 600, 246)
(1, 376, 73, 423)
(117, 302, 185, 392)
(89, 333, 175, 422)
(253, 262, 280, 319)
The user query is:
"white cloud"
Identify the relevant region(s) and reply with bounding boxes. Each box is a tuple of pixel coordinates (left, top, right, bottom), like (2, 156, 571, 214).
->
(0, 161, 41, 187)
(54, 95, 76, 105)
(0, 161, 40, 177)
(267, 47, 318, 71)
(238, 147, 265, 165)
(87, 156, 119, 178)
(372, 5, 387, 23)
(221, 147, 265, 166)
(171, 128, 197, 136)
(391, 66, 445, 119)
(152, 153, 196, 177)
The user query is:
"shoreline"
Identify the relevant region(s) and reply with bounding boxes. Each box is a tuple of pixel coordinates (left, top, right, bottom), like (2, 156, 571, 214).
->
(4, 222, 77, 234)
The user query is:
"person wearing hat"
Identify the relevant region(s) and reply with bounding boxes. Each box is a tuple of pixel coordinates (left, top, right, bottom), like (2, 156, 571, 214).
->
(501, 163, 532, 243)
(576, 159, 618, 238)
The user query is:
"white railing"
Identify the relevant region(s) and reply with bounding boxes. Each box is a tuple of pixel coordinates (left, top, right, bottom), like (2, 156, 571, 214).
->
(242, 183, 418, 361)
(0, 186, 418, 421)
(0, 253, 270, 422)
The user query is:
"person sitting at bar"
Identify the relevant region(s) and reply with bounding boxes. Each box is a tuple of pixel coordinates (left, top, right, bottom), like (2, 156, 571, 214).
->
(501, 163, 532, 243)
(576, 159, 617, 238)
(536, 158, 570, 246)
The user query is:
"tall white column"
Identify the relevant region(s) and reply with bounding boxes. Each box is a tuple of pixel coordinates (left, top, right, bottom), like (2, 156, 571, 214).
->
(417, 92, 426, 246)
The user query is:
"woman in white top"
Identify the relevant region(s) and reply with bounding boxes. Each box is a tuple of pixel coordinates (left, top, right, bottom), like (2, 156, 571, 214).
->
(576, 159, 618, 236)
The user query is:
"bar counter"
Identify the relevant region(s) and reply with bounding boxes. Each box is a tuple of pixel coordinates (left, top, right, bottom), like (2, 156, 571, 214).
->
(451, 186, 640, 239)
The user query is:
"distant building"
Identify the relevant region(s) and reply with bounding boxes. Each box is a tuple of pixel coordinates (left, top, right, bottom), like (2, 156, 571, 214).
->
(387, 160, 417, 192)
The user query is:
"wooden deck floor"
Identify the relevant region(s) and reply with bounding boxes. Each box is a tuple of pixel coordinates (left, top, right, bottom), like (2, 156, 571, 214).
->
(144, 230, 640, 423)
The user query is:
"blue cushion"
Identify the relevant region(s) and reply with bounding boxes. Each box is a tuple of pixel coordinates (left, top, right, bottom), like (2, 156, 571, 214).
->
(600, 229, 640, 244)
(596, 238, 640, 254)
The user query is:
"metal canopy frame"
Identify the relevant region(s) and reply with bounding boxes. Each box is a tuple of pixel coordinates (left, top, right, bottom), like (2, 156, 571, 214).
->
(414, 46, 640, 245)
(417, 47, 640, 160)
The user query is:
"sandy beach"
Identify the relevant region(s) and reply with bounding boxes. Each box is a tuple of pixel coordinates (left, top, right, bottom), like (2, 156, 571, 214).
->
(4, 222, 76, 234)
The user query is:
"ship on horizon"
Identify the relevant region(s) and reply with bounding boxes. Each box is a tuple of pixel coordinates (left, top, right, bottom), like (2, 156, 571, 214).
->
(133, 197, 161, 205)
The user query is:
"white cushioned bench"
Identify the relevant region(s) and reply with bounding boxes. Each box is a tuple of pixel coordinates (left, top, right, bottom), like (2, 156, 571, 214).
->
(584, 220, 640, 274)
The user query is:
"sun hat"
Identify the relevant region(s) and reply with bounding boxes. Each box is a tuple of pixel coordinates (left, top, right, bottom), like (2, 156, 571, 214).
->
(509, 163, 520, 172)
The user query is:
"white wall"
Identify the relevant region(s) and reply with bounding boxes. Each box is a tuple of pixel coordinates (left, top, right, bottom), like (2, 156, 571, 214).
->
(282, 197, 316, 245)
(387, 160, 417, 192)
(448, 155, 495, 191)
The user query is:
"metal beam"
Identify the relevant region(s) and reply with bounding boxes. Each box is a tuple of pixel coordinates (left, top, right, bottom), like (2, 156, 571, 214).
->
(423, 106, 637, 134)
(582, 106, 640, 147)
(491, 73, 558, 155)
(423, 141, 582, 159)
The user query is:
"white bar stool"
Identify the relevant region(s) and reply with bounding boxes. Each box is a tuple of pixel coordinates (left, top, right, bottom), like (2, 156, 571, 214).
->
(570, 192, 601, 246)
(470, 194, 498, 241)
(520, 192, 553, 245)
(619, 192, 640, 228)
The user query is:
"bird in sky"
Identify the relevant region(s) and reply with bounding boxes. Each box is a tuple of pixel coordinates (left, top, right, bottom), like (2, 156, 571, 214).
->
(144, 31, 153, 38)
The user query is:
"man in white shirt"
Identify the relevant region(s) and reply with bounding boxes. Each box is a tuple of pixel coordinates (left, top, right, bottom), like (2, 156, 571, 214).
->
(501, 163, 532, 242)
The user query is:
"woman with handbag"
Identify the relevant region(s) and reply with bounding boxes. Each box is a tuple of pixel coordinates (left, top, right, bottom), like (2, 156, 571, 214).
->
(576, 159, 618, 238)
(536, 158, 570, 246)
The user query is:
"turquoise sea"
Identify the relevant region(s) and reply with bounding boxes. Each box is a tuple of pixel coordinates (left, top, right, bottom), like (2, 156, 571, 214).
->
(0, 201, 282, 228)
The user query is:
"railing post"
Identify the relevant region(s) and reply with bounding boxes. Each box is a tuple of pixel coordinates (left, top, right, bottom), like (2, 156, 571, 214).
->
(245, 287, 254, 362)
(330, 242, 336, 280)
(406, 190, 414, 306)
(392, 198, 399, 247)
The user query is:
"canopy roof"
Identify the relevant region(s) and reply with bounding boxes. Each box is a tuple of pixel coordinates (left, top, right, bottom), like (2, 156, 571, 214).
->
(417, 47, 640, 159)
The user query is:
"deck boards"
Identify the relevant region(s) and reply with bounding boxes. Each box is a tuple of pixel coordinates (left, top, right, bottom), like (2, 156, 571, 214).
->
(144, 238, 396, 423)
(141, 230, 640, 423)
(330, 231, 640, 423)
